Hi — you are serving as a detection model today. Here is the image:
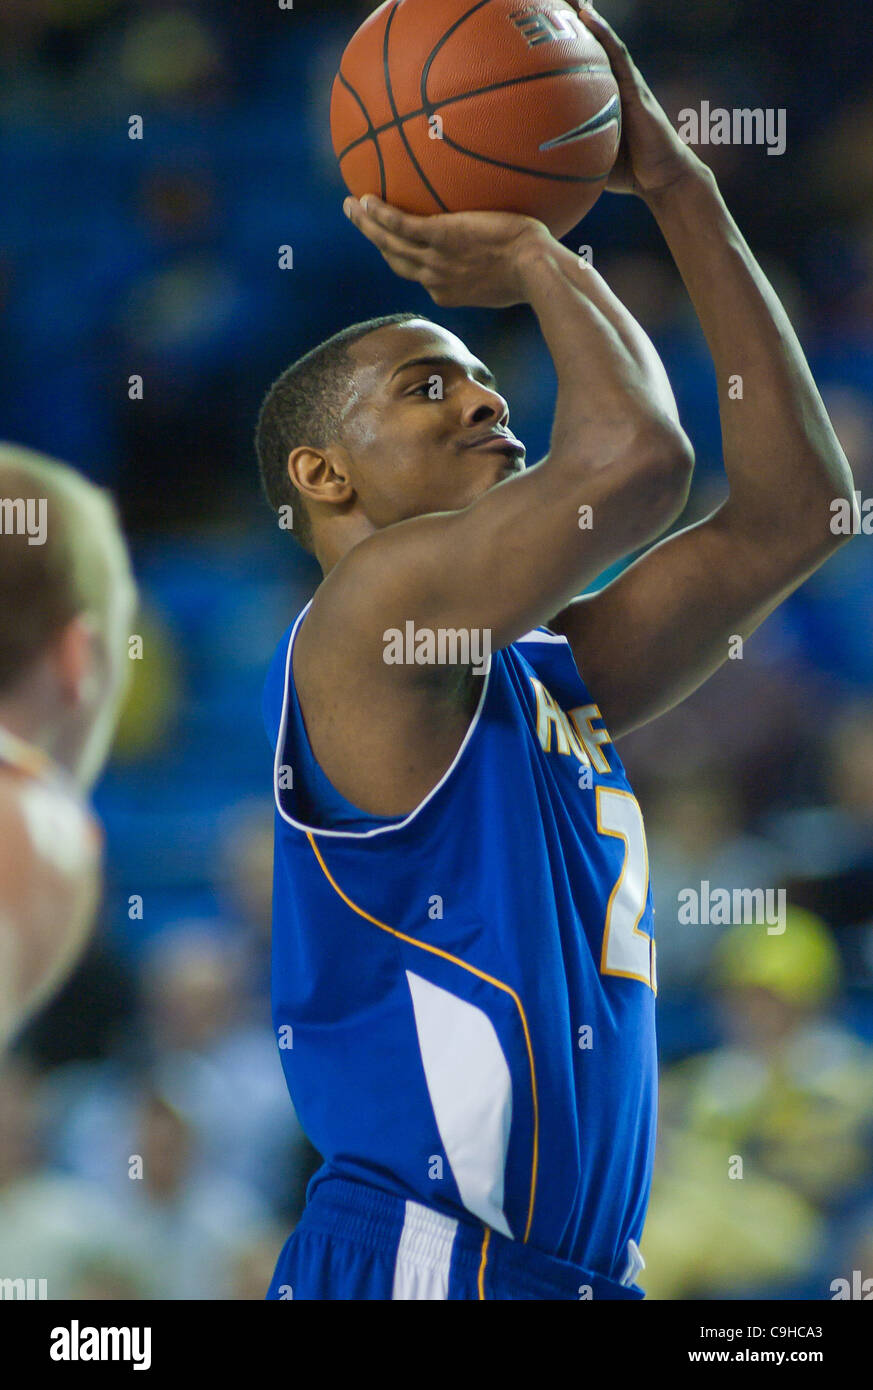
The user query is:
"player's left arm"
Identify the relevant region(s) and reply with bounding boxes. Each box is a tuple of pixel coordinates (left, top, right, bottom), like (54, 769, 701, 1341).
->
(549, 5, 859, 737)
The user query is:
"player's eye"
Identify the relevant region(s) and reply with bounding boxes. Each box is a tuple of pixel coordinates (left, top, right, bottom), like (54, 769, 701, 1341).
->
(408, 382, 432, 396)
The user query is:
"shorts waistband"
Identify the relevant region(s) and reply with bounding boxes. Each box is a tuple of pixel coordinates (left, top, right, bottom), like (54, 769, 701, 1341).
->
(299, 1176, 645, 1300)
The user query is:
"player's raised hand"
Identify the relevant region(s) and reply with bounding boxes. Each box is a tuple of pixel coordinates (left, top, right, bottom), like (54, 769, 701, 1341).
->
(342, 195, 551, 308)
(576, 3, 706, 200)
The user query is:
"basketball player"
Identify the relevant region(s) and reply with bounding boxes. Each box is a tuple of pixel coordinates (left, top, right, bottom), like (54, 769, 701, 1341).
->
(258, 9, 856, 1299)
(0, 445, 136, 1046)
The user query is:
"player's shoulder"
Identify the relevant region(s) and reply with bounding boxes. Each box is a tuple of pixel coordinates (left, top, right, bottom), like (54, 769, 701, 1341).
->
(0, 765, 100, 893)
(0, 766, 101, 1043)
(297, 516, 454, 662)
(0, 771, 35, 878)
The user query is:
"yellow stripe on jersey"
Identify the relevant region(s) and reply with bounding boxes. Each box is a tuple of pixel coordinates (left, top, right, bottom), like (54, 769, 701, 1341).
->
(306, 831, 540, 1244)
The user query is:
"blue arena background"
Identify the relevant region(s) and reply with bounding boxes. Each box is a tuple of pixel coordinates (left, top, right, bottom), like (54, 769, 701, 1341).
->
(1, 0, 872, 1299)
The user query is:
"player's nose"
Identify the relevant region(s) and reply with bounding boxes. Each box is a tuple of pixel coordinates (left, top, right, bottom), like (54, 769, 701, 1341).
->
(460, 383, 510, 429)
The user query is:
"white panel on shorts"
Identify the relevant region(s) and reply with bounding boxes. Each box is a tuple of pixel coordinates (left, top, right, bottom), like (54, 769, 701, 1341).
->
(391, 1199, 459, 1300)
(621, 1238, 646, 1286)
(405, 970, 513, 1239)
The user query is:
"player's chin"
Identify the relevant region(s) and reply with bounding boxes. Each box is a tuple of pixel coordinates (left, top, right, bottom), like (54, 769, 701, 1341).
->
(484, 457, 526, 489)
(456, 470, 518, 508)
(441, 457, 526, 511)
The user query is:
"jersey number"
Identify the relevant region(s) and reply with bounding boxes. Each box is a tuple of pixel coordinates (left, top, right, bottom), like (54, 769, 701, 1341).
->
(595, 787, 656, 993)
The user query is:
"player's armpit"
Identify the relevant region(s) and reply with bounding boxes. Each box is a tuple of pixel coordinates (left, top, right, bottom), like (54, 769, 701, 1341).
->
(549, 496, 851, 739)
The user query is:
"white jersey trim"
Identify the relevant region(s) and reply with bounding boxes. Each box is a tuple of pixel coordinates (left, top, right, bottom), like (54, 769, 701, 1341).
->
(272, 599, 491, 840)
(515, 628, 568, 644)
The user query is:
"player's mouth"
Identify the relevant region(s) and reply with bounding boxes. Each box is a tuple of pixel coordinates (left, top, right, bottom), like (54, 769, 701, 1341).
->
(460, 430, 526, 467)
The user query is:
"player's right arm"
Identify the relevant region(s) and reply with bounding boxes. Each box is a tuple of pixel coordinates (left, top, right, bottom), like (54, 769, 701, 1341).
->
(0, 776, 101, 1046)
(314, 201, 694, 650)
(292, 209, 693, 812)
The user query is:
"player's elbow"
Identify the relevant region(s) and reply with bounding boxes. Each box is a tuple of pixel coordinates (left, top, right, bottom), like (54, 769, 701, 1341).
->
(820, 484, 862, 553)
(778, 476, 861, 571)
(649, 420, 695, 509)
(624, 420, 695, 540)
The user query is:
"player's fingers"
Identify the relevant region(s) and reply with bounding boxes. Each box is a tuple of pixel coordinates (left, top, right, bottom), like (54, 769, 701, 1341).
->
(343, 197, 431, 263)
(381, 250, 436, 284)
(355, 195, 434, 246)
(576, 5, 636, 77)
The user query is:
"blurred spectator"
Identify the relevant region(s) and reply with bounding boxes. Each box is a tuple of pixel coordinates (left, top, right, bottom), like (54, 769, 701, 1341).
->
(642, 909, 873, 1297)
(97, 1090, 275, 1300)
(0, 1060, 144, 1299)
(645, 768, 790, 990)
(46, 923, 314, 1216)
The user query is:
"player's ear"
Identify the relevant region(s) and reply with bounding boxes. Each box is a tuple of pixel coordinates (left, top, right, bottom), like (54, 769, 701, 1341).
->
(287, 445, 355, 507)
(51, 614, 102, 707)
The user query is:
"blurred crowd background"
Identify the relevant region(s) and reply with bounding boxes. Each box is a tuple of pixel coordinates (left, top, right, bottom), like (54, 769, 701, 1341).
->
(1, 0, 872, 1300)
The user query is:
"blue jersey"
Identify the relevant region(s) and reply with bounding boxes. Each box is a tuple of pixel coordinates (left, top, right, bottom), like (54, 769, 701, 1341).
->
(263, 602, 658, 1285)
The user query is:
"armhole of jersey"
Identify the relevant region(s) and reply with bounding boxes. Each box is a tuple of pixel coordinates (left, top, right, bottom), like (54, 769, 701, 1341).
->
(516, 623, 593, 696)
(272, 602, 493, 841)
(515, 627, 569, 645)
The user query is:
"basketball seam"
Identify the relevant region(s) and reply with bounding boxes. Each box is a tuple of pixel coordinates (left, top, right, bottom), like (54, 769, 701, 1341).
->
(335, 64, 616, 165)
(416, 0, 615, 188)
(382, 1, 448, 211)
(336, 68, 387, 201)
(420, 0, 496, 112)
(436, 130, 613, 183)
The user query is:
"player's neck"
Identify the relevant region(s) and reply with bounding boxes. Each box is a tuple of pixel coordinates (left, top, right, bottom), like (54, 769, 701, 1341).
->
(0, 711, 58, 780)
(0, 691, 73, 782)
(315, 516, 379, 576)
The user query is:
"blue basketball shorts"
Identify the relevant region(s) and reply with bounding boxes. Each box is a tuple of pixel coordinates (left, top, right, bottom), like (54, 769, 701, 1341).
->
(266, 1177, 646, 1301)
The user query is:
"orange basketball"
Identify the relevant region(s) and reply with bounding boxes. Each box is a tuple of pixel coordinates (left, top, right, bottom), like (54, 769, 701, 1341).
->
(330, 0, 621, 239)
